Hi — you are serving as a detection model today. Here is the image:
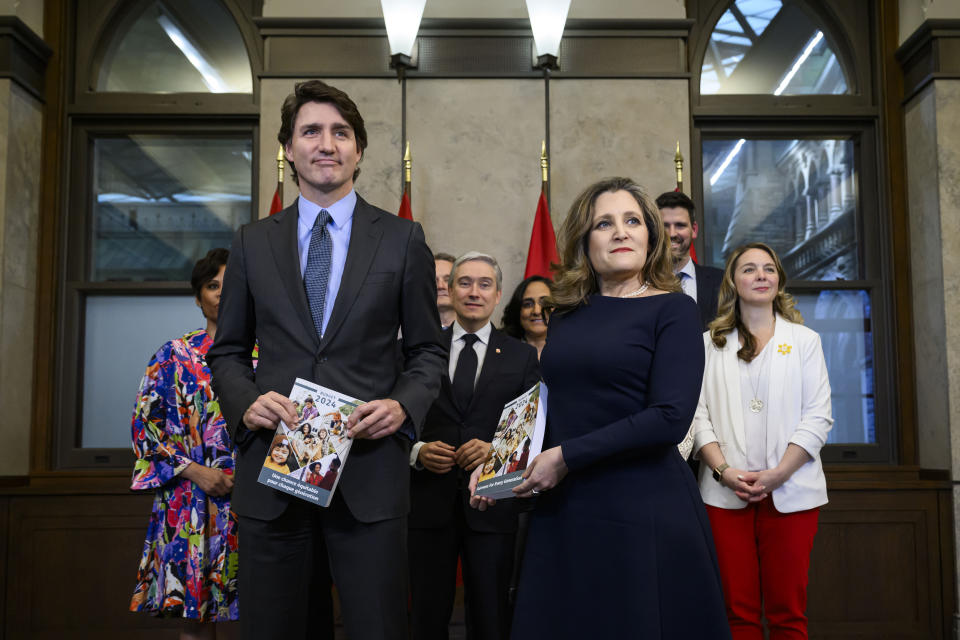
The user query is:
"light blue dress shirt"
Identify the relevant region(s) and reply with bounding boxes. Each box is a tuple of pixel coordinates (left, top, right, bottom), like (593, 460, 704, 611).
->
(297, 190, 356, 337)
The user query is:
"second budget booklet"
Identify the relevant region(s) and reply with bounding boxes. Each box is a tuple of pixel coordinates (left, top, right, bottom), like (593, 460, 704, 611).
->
(257, 377, 360, 507)
(475, 382, 547, 499)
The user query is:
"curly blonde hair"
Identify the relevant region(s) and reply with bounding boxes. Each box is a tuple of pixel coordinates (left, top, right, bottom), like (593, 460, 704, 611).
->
(708, 242, 803, 361)
(551, 177, 679, 312)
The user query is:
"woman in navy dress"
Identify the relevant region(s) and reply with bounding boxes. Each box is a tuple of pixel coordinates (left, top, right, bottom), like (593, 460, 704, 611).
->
(472, 177, 730, 638)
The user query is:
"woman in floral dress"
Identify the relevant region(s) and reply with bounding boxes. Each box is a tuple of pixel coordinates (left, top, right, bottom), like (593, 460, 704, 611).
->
(130, 248, 239, 639)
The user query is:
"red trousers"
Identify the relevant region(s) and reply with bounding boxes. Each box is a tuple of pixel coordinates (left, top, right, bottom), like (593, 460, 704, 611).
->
(706, 500, 819, 640)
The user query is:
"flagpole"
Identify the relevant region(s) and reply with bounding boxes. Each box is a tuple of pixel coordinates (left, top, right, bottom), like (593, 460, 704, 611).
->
(404, 141, 412, 205)
(675, 141, 684, 194)
(400, 71, 407, 196)
(543, 67, 551, 209)
(268, 145, 286, 216)
(540, 140, 548, 191)
(277, 145, 284, 201)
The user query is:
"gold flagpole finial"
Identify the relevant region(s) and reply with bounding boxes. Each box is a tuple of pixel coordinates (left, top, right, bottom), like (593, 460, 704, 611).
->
(276, 146, 285, 185)
(403, 141, 412, 185)
(540, 140, 549, 184)
(674, 141, 684, 193)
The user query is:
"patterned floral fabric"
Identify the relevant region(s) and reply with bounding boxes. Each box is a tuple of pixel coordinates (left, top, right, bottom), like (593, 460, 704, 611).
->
(129, 328, 239, 621)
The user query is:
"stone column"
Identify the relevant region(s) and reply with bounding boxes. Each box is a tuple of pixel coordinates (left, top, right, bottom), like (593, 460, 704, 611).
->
(805, 192, 815, 239)
(829, 169, 843, 220)
(902, 27, 960, 639)
(0, 14, 48, 476)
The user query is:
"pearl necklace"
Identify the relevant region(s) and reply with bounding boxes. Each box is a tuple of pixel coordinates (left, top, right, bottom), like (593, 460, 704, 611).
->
(621, 282, 649, 298)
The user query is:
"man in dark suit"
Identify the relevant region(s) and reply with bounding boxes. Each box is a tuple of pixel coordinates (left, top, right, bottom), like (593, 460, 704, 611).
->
(408, 252, 540, 640)
(208, 80, 446, 640)
(656, 191, 723, 331)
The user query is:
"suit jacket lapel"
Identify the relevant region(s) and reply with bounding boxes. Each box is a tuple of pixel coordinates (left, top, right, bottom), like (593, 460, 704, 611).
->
(723, 328, 747, 455)
(319, 197, 383, 350)
(439, 332, 472, 426)
(767, 316, 791, 460)
(468, 329, 504, 412)
(694, 263, 705, 306)
(694, 263, 710, 327)
(267, 199, 320, 349)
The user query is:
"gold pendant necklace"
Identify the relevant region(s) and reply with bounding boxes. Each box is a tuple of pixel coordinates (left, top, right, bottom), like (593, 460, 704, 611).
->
(747, 345, 770, 413)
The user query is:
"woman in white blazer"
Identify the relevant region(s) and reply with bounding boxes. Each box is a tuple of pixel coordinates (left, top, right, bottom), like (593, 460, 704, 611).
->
(692, 242, 832, 640)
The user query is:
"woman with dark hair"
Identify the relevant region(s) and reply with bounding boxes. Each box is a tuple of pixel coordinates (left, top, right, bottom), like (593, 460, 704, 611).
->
(290, 422, 319, 467)
(471, 177, 729, 638)
(692, 242, 832, 639)
(130, 248, 239, 638)
(500, 275, 553, 359)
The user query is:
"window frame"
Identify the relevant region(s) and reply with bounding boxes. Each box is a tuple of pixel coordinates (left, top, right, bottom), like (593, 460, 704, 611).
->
(688, 0, 898, 463)
(55, 119, 259, 470)
(49, 0, 263, 471)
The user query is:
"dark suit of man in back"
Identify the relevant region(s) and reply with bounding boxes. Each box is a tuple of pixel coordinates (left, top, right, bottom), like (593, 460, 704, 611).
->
(208, 80, 446, 640)
(656, 191, 723, 331)
(409, 252, 541, 640)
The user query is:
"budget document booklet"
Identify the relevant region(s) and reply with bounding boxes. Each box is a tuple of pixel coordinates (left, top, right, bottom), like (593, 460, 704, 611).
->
(475, 382, 548, 499)
(257, 377, 359, 507)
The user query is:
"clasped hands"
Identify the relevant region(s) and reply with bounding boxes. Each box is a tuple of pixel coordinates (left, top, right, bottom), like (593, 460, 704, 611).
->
(243, 390, 407, 439)
(720, 466, 787, 503)
(417, 439, 489, 474)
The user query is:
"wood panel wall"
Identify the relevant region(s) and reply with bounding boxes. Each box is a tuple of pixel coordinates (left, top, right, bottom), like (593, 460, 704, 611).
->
(0, 476, 952, 639)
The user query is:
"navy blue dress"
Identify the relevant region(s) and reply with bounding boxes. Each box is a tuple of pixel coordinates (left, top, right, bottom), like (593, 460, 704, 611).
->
(511, 293, 730, 638)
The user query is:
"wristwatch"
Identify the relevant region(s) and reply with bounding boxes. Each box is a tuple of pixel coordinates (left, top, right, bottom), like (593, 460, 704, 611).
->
(712, 462, 730, 483)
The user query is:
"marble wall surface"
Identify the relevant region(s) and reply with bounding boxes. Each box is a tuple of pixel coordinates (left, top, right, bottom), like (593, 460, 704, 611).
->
(258, 78, 403, 217)
(934, 80, 960, 476)
(904, 77, 960, 629)
(550, 79, 690, 230)
(0, 0, 43, 37)
(899, 0, 960, 44)
(0, 80, 42, 475)
(905, 84, 950, 470)
(407, 78, 544, 311)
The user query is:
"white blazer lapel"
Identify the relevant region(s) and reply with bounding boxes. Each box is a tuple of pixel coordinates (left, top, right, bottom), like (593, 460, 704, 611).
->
(767, 316, 792, 463)
(724, 328, 748, 456)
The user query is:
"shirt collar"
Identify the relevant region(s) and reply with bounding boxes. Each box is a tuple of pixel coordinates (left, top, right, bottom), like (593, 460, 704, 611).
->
(297, 189, 357, 231)
(677, 258, 697, 279)
(452, 320, 492, 345)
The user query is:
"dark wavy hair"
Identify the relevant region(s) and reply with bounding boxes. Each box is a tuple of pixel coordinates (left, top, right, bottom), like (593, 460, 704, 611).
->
(190, 248, 229, 299)
(654, 191, 697, 224)
(277, 80, 368, 184)
(500, 275, 553, 340)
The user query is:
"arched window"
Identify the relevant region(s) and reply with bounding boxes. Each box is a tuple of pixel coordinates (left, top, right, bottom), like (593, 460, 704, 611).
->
(691, 0, 889, 461)
(96, 0, 252, 93)
(699, 0, 850, 95)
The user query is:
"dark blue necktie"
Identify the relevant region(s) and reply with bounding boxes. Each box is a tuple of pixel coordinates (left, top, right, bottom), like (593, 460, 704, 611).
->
(452, 333, 480, 410)
(304, 209, 333, 337)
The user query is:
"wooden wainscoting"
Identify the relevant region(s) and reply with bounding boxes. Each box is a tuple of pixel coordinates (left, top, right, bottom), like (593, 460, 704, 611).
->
(1, 485, 181, 640)
(808, 470, 955, 639)
(0, 470, 954, 639)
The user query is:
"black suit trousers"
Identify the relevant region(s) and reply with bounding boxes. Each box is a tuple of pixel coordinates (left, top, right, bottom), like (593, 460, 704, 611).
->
(409, 507, 515, 640)
(239, 495, 407, 640)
